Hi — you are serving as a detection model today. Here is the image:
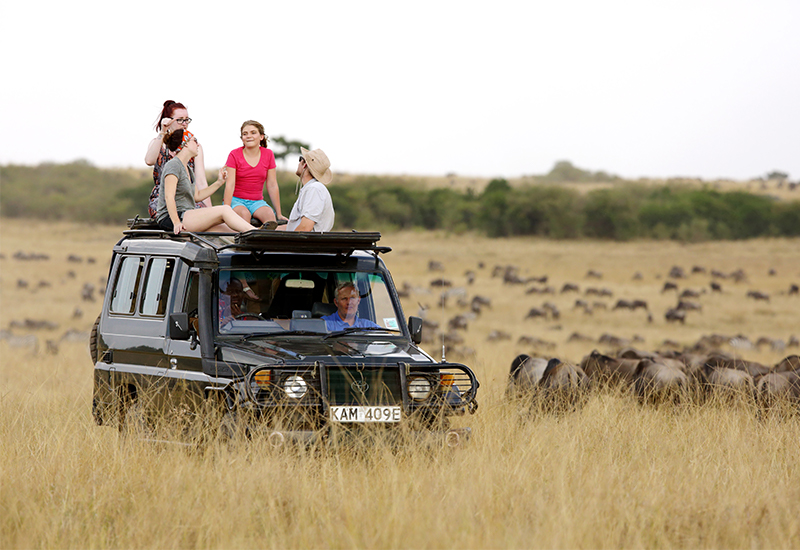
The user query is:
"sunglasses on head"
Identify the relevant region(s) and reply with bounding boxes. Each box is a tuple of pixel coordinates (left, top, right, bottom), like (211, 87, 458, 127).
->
(299, 157, 305, 163)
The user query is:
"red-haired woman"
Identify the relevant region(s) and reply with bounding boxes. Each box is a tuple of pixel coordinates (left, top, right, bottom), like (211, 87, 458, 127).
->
(223, 120, 287, 226)
(156, 130, 258, 235)
(145, 100, 211, 217)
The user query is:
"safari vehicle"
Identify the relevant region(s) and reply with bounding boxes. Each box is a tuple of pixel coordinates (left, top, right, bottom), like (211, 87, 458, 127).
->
(91, 227, 479, 446)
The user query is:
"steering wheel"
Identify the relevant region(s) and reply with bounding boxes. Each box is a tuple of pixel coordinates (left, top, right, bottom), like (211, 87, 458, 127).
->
(234, 313, 265, 321)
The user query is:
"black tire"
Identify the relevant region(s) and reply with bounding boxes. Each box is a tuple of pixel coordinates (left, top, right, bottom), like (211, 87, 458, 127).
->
(89, 314, 100, 364)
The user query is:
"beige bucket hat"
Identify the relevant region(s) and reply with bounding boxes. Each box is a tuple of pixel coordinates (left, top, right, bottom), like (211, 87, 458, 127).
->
(301, 147, 333, 185)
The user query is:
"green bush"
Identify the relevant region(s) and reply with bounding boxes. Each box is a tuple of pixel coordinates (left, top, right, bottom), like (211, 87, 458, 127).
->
(3, 162, 800, 241)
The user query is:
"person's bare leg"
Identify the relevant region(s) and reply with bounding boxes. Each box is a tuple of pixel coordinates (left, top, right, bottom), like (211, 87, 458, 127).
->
(233, 205, 251, 222)
(253, 206, 277, 224)
(184, 206, 255, 233)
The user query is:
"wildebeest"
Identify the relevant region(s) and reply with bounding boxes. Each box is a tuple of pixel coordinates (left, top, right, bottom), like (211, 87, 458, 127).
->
(560, 283, 579, 293)
(579, 350, 640, 385)
(525, 307, 547, 319)
(507, 355, 589, 411)
(756, 371, 800, 408)
(661, 281, 678, 293)
(633, 358, 689, 403)
(746, 290, 770, 302)
(664, 308, 686, 324)
(487, 330, 511, 342)
(668, 266, 687, 279)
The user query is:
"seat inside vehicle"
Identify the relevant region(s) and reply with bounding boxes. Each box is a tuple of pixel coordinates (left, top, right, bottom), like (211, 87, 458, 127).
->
(265, 273, 325, 318)
(312, 301, 337, 318)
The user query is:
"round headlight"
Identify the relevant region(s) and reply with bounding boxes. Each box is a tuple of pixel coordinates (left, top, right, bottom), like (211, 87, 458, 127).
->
(408, 376, 432, 402)
(284, 375, 308, 399)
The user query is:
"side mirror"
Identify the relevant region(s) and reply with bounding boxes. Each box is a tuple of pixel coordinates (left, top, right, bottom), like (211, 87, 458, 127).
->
(408, 316, 423, 345)
(169, 313, 191, 340)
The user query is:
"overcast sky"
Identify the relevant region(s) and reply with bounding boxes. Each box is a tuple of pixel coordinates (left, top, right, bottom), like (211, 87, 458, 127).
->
(1, 0, 798, 181)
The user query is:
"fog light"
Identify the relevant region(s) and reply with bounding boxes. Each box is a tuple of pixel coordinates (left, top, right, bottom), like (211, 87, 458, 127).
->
(284, 375, 307, 399)
(408, 376, 432, 401)
(440, 373, 455, 389)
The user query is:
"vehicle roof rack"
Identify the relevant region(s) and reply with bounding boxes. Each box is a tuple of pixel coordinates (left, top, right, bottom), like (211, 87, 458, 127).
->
(123, 217, 390, 256)
(232, 230, 390, 255)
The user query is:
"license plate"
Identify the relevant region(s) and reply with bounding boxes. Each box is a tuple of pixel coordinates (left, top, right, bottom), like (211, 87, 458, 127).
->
(330, 406, 401, 423)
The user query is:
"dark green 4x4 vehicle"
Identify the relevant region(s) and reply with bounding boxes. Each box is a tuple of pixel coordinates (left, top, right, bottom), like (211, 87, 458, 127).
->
(91, 228, 479, 446)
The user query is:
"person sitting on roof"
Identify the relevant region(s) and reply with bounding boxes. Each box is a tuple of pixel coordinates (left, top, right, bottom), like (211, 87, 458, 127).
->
(223, 120, 288, 227)
(322, 282, 380, 330)
(145, 100, 211, 217)
(156, 130, 261, 235)
(280, 148, 335, 232)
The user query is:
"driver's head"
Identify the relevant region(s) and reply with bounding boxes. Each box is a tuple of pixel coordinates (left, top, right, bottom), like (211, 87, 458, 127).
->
(223, 279, 243, 305)
(333, 282, 360, 319)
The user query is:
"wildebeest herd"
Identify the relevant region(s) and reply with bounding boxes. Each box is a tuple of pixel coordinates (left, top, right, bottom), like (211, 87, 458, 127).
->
(507, 349, 800, 411)
(402, 256, 800, 411)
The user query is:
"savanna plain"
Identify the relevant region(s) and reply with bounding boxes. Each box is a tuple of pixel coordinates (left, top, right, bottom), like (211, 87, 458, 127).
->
(1, 219, 799, 549)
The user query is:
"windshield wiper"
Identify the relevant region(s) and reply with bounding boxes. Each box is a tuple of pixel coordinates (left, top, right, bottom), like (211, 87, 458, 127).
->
(323, 327, 401, 340)
(240, 330, 326, 342)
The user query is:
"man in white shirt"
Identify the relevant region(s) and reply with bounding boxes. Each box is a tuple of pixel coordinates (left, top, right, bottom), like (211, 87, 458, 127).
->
(284, 147, 335, 232)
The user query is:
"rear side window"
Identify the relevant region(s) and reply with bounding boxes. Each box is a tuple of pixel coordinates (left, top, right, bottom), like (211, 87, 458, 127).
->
(140, 258, 175, 316)
(110, 256, 144, 314)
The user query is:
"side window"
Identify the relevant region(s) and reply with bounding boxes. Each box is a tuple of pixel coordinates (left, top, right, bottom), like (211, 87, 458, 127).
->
(140, 258, 175, 316)
(110, 256, 144, 314)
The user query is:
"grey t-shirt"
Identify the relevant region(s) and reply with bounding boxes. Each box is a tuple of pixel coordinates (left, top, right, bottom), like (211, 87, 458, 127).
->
(286, 179, 335, 232)
(156, 157, 195, 222)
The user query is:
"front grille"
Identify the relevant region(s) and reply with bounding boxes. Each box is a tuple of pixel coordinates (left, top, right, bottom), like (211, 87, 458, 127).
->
(327, 366, 402, 406)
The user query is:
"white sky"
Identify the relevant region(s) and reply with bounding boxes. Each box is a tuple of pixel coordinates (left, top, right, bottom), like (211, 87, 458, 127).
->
(1, 0, 798, 181)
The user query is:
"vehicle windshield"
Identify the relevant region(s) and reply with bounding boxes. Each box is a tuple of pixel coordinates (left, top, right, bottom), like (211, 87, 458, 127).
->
(217, 269, 402, 336)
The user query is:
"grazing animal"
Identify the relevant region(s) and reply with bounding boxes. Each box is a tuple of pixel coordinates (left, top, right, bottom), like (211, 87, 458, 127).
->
(789, 284, 799, 296)
(560, 283, 579, 293)
(634, 359, 688, 403)
(661, 281, 678, 293)
(579, 350, 639, 385)
(487, 330, 511, 342)
(756, 371, 800, 407)
(710, 281, 722, 293)
(668, 266, 687, 279)
(703, 365, 755, 399)
(746, 290, 770, 302)
(447, 314, 469, 331)
(676, 300, 702, 311)
(664, 308, 686, 324)
(774, 355, 800, 373)
(705, 355, 770, 378)
(507, 355, 589, 411)
(525, 307, 547, 319)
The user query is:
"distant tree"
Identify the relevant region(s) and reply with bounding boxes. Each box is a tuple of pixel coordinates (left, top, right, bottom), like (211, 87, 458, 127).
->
(272, 136, 311, 168)
(767, 170, 789, 180)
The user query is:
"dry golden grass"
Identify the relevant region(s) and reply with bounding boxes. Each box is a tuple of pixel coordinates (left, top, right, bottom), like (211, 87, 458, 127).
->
(2, 220, 800, 549)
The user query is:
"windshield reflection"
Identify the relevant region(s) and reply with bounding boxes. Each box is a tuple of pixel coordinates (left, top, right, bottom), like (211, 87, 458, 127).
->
(217, 269, 401, 335)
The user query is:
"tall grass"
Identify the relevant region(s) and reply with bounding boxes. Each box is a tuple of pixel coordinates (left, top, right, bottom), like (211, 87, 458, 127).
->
(2, 221, 799, 548)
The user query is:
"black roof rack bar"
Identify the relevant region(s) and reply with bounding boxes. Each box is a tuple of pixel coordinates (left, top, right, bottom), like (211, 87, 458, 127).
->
(120, 227, 390, 255)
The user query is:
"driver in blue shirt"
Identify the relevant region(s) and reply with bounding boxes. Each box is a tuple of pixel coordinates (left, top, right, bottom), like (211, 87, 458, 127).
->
(322, 282, 381, 330)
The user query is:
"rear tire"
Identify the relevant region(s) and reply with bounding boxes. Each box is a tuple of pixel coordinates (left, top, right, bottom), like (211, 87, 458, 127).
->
(89, 314, 100, 364)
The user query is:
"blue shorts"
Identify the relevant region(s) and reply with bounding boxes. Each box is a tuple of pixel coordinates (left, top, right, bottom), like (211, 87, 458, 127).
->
(231, 197, 275, 216)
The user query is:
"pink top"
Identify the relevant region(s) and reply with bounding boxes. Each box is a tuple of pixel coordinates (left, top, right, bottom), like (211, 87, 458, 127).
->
(225, 147, 277, 200)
